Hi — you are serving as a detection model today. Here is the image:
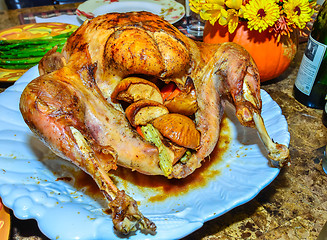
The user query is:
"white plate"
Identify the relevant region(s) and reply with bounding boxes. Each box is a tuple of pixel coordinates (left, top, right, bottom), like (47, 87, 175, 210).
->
(0, 66, 290, 240)
(76, 0, 185, 24)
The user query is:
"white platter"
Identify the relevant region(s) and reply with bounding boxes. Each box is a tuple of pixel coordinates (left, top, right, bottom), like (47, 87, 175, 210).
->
(0, 65, 290, 240)
(76, 0, 185, 24)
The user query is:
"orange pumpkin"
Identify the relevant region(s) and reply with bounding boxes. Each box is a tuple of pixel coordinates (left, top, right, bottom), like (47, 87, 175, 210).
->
(203, 21, 299, 82)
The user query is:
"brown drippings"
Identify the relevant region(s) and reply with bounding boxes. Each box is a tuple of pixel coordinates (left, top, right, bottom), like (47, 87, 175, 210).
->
(56, 176, 72, 182)
(56, 165, 105, 202)
(111, 115, 231, 202)
(56, 115, 231, 203)
(73, 170, 104, 198)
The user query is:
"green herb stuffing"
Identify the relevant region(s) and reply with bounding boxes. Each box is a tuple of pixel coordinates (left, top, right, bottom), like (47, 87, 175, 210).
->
(180, 150, 192, 164)
(141, 124, 173, 176)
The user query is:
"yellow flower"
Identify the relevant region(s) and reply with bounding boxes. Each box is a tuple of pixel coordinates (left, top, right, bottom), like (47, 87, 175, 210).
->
(242, 0, 280, 32)
(225, 0, 243, 9)
(189, 0, 225, 25)
(189, 0, 315, 37)
(283, 0, 314, 29)
(220, 8, 241, 33)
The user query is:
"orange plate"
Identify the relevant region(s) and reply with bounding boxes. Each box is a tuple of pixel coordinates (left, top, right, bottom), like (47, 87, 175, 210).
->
(0, 198, 10, 240)
(0, 68, 28, 82)
(0, 22, 78, 82)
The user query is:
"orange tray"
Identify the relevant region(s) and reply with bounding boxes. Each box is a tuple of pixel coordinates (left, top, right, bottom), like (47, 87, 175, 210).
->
(0, 198, 10, 240)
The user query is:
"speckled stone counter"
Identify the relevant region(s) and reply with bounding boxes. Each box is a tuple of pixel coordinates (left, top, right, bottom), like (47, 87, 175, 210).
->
(0, 4, 327, 240)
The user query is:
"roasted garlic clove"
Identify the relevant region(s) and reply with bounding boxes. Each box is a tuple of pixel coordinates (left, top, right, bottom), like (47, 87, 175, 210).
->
(125, 100, 169, 127)
(152, 113, 200, 150)
(111, 77, 163, 104)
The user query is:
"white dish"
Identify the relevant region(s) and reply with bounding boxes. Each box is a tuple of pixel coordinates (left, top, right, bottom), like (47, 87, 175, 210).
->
(76, 0, 185, 24)
(0, 66, 290, 240)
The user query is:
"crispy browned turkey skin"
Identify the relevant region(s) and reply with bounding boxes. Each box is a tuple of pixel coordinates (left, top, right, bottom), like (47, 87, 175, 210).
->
(19, 11, 289, 235)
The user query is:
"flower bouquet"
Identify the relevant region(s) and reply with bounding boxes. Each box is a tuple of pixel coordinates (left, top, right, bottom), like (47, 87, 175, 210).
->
(189, 0, 318, 81)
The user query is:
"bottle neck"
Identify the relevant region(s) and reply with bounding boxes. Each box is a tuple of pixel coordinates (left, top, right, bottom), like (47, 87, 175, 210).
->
(311, 2, 327, 42)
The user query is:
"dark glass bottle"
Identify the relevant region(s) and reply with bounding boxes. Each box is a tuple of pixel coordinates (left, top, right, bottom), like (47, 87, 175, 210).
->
(294, 2, 327, 109)
(323, 101, 327, 127)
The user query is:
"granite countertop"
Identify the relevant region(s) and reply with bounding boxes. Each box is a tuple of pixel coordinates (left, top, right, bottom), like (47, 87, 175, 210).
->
(0, 3, 327, 240)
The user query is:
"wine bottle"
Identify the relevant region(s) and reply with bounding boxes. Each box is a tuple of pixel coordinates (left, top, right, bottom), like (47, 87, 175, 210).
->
(294, 1, 327, 109)
(323, 100, 327, 127)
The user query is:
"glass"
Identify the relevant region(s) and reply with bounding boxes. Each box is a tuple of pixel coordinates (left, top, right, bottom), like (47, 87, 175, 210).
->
(184, 0, 205, 37)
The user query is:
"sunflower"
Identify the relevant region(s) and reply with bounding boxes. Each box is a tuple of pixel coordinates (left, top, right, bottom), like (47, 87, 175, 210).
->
(283, 0, 314, 29)
(242, 0, 280, 32)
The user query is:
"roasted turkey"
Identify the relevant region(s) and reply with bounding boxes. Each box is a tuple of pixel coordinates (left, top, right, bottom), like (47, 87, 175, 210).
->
(19, 11, 289, 235)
